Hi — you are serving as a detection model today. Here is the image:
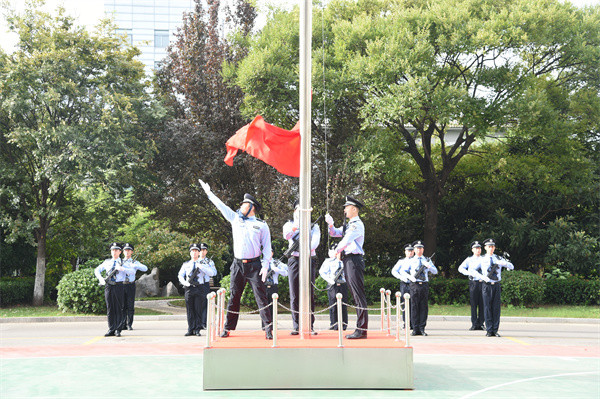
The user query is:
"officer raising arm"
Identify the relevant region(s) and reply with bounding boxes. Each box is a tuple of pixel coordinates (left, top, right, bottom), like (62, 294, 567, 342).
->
(326, 195, 368, 339)
(199, 179, 274, 340)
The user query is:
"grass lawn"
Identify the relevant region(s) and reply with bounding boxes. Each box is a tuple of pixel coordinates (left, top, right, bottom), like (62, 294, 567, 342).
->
(0, 305, 166, 318)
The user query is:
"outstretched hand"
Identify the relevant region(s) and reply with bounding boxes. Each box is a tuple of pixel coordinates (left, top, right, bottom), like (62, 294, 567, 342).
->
(325, 213, 334, 227)
(198, 179, 211, 194)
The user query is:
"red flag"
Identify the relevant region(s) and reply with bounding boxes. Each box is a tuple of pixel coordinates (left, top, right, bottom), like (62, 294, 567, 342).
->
(224, 115, 301, 177)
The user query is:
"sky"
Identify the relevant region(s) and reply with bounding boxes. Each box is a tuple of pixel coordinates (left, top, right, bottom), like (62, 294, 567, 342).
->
(1, 0, 598, 53)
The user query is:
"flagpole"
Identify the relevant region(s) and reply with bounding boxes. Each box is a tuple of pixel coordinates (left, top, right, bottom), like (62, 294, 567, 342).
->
(299, 0, 312, 339)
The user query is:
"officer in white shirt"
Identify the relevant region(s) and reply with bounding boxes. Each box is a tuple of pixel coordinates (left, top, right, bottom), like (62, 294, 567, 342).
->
(470, 238, 514, 337)
(391, 243, 414, 329)
(319, 244, 348, 331)
(283, 200, 320, 335)
(326, 195, 367, 339)
(199, 179, 274, 339)
(262, 253, 289, 330)
(197, 243, 217, 330)
(458, 241, 485, 331)
(400, 240, 438, 336)
(120, 243, 148, 331)
(94, 242, 127, 337)
(178, 243, 217, 336)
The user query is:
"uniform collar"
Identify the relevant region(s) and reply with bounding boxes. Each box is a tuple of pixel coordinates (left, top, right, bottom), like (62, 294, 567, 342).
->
(347, 216, 360, 223)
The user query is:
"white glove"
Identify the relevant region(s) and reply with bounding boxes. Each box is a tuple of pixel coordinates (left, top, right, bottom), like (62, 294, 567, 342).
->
(271, 266, 280, 273)
(99, 279, 106, 286)
(259, 267, 269, 282)
(325, 213, 334, 227)
(483, 276, 491, 283)
(182, 281, 191, 287)
(198, 179, 211, 194)
(408, 275, 417, 283)
(115, 266, 125, 272)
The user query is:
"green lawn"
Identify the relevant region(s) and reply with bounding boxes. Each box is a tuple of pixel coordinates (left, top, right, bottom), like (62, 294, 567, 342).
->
(0, 305, 166, 318)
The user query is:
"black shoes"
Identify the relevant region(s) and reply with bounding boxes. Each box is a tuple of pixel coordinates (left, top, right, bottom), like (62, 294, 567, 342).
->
(220, 330, 230, 338)
(345, 330, 367, 339)
(115, 331, 121, 337)
(494, 332, 501, 337)
(469, 326, 477, 331)
(266, 330, 273, 340)
(127, 326, 133, 331)
(185, 331, 194, 336)
(290, 330, 299, 335)
(411, 330, 422, 336)
(195, 330, 202, 336)
(311, 330, 318, 335)
(104, 331, 115, 337)
(486, 332, 493, 337)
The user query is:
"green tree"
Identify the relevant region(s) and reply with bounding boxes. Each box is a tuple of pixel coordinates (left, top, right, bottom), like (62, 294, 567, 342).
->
(0, 2, 158, 305)
(233, 0, 600, 255)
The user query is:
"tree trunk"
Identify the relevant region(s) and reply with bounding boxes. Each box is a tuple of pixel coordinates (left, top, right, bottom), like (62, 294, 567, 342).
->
(32, 228, 47, 306)
(423, 192, 439, 259)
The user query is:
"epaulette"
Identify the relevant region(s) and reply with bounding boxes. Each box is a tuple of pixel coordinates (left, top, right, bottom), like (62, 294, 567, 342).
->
(256, 218, 265, 223)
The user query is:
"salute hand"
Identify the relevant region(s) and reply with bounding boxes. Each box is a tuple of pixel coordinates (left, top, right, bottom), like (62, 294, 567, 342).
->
(198, 179, 211, 194)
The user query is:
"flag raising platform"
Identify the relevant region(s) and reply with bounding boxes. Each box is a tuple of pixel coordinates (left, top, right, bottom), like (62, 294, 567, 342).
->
(202, 330, 413, 390)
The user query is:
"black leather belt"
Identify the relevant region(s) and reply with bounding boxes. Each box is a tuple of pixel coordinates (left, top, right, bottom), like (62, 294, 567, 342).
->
(237, 257, 260, 263)
(485, 281, 499, 285)
(124, 281, 134, 285)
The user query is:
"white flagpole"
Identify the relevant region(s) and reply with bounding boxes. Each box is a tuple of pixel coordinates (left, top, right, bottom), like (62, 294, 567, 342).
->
(299, 0, 312, 339)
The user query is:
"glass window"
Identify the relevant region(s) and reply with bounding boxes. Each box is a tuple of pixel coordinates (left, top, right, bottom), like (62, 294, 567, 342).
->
(154, 30, 169, 48)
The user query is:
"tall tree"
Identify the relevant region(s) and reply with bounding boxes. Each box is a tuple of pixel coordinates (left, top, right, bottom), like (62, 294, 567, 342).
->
(233, 0, 600, 254)
(0, 1, 158, 304)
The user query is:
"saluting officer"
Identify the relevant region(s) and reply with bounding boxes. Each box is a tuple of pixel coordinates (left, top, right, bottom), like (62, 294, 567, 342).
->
(326, 195, 368, 339)
(120, 243, 148, 331)
(458, 241, 485, 331)
(470, 238, 514, 337)
(391, 243, 415, 329)
(94, 242, 127, 337)
(400, 240, 437, 336)
(319, 243, 349, 331)
(282, 200, 320, 335)
(199, 180, 274, 339)
(178, 243, 217, 336)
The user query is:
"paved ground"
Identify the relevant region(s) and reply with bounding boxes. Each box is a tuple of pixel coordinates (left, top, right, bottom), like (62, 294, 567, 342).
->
(1, 311, 598, 398)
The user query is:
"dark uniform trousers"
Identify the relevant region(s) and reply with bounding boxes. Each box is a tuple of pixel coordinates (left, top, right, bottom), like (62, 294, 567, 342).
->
(409, 282, 429, 333)
(482, 282, 502, 334)
(469, 279, 485, 329)
(105, 282, 124, 333)
(399, 281, 412, 328)
(200, 281, 210, 329)
(121, 282, 136, 330)
(184, 283, 208, 332)
(288, 256, 317, 331)
(224, 258, 272, 332)
(327, 282, 348, 330)
(262, 283, 279, 329)
(343, 254, 368, 330)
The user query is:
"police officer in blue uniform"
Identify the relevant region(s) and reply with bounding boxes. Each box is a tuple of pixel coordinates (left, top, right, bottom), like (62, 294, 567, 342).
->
(197, 243, 217, 330)
(199, 179, 274, 339)
(458, 241, 485, 331)
(178, 243, 217, 336)
(470, 238, 514, 337)
(319, 243, 348, 331)
(120, 243, 148, 331)
(326, 195, 368, 339)
(94, 242, 127, 337)
(400, 240, 437, 336)
(283, 200, 320, 335)
(391, 243, 415, 329)
(262, 252, 289, 330)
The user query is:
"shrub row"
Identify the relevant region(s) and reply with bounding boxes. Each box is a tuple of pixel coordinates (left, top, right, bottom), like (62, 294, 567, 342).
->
(56, 268, 106, 314)
(0, 277, 52, 306)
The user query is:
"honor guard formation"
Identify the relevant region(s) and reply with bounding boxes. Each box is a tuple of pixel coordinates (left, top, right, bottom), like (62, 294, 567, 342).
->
(94, 186, 514, 339)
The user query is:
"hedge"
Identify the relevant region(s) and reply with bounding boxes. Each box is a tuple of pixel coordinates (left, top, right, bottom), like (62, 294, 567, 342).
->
(0, 277, 52, 306)
(543, 277, 600, 306)
(501, 270, 545, 307)
(56, 268, 106, 314)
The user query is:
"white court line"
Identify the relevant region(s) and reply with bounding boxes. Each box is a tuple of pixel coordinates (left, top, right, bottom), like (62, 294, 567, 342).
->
(459, 371, 598, 399)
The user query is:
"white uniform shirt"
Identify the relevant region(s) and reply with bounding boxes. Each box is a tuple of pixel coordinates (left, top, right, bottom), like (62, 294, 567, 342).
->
(122, 258, 148, 283)
(400, 256, 438, 282)
(95, 258, 128, 283)
(178, 258, 217, 286)
(470, 254, 514, 283)
(266, 259, 289, 285)
(391, 257, 413, 282)
(282, 220, 320, 257)
(319, 257, 346, 285)
(458, 256, 483, 282)
(328, 216, 365, 255)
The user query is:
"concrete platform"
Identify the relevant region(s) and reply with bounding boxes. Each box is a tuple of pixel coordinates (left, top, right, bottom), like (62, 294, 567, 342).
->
(203, 330, 413, 390)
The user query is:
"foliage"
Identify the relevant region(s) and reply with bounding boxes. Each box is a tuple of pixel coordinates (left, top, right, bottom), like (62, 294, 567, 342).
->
(0, 277, 51, 306)
(234, 0, 600, 257)
(56, 268, 105, 314)
(543, 277, 600, 306)
(0, 1, 161, 304)
(429, 278, 470, 305)
(501, 270, 545, 308)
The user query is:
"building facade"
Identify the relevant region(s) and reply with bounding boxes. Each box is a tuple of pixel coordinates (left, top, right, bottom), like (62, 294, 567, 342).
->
(104, 0, 195, 73)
